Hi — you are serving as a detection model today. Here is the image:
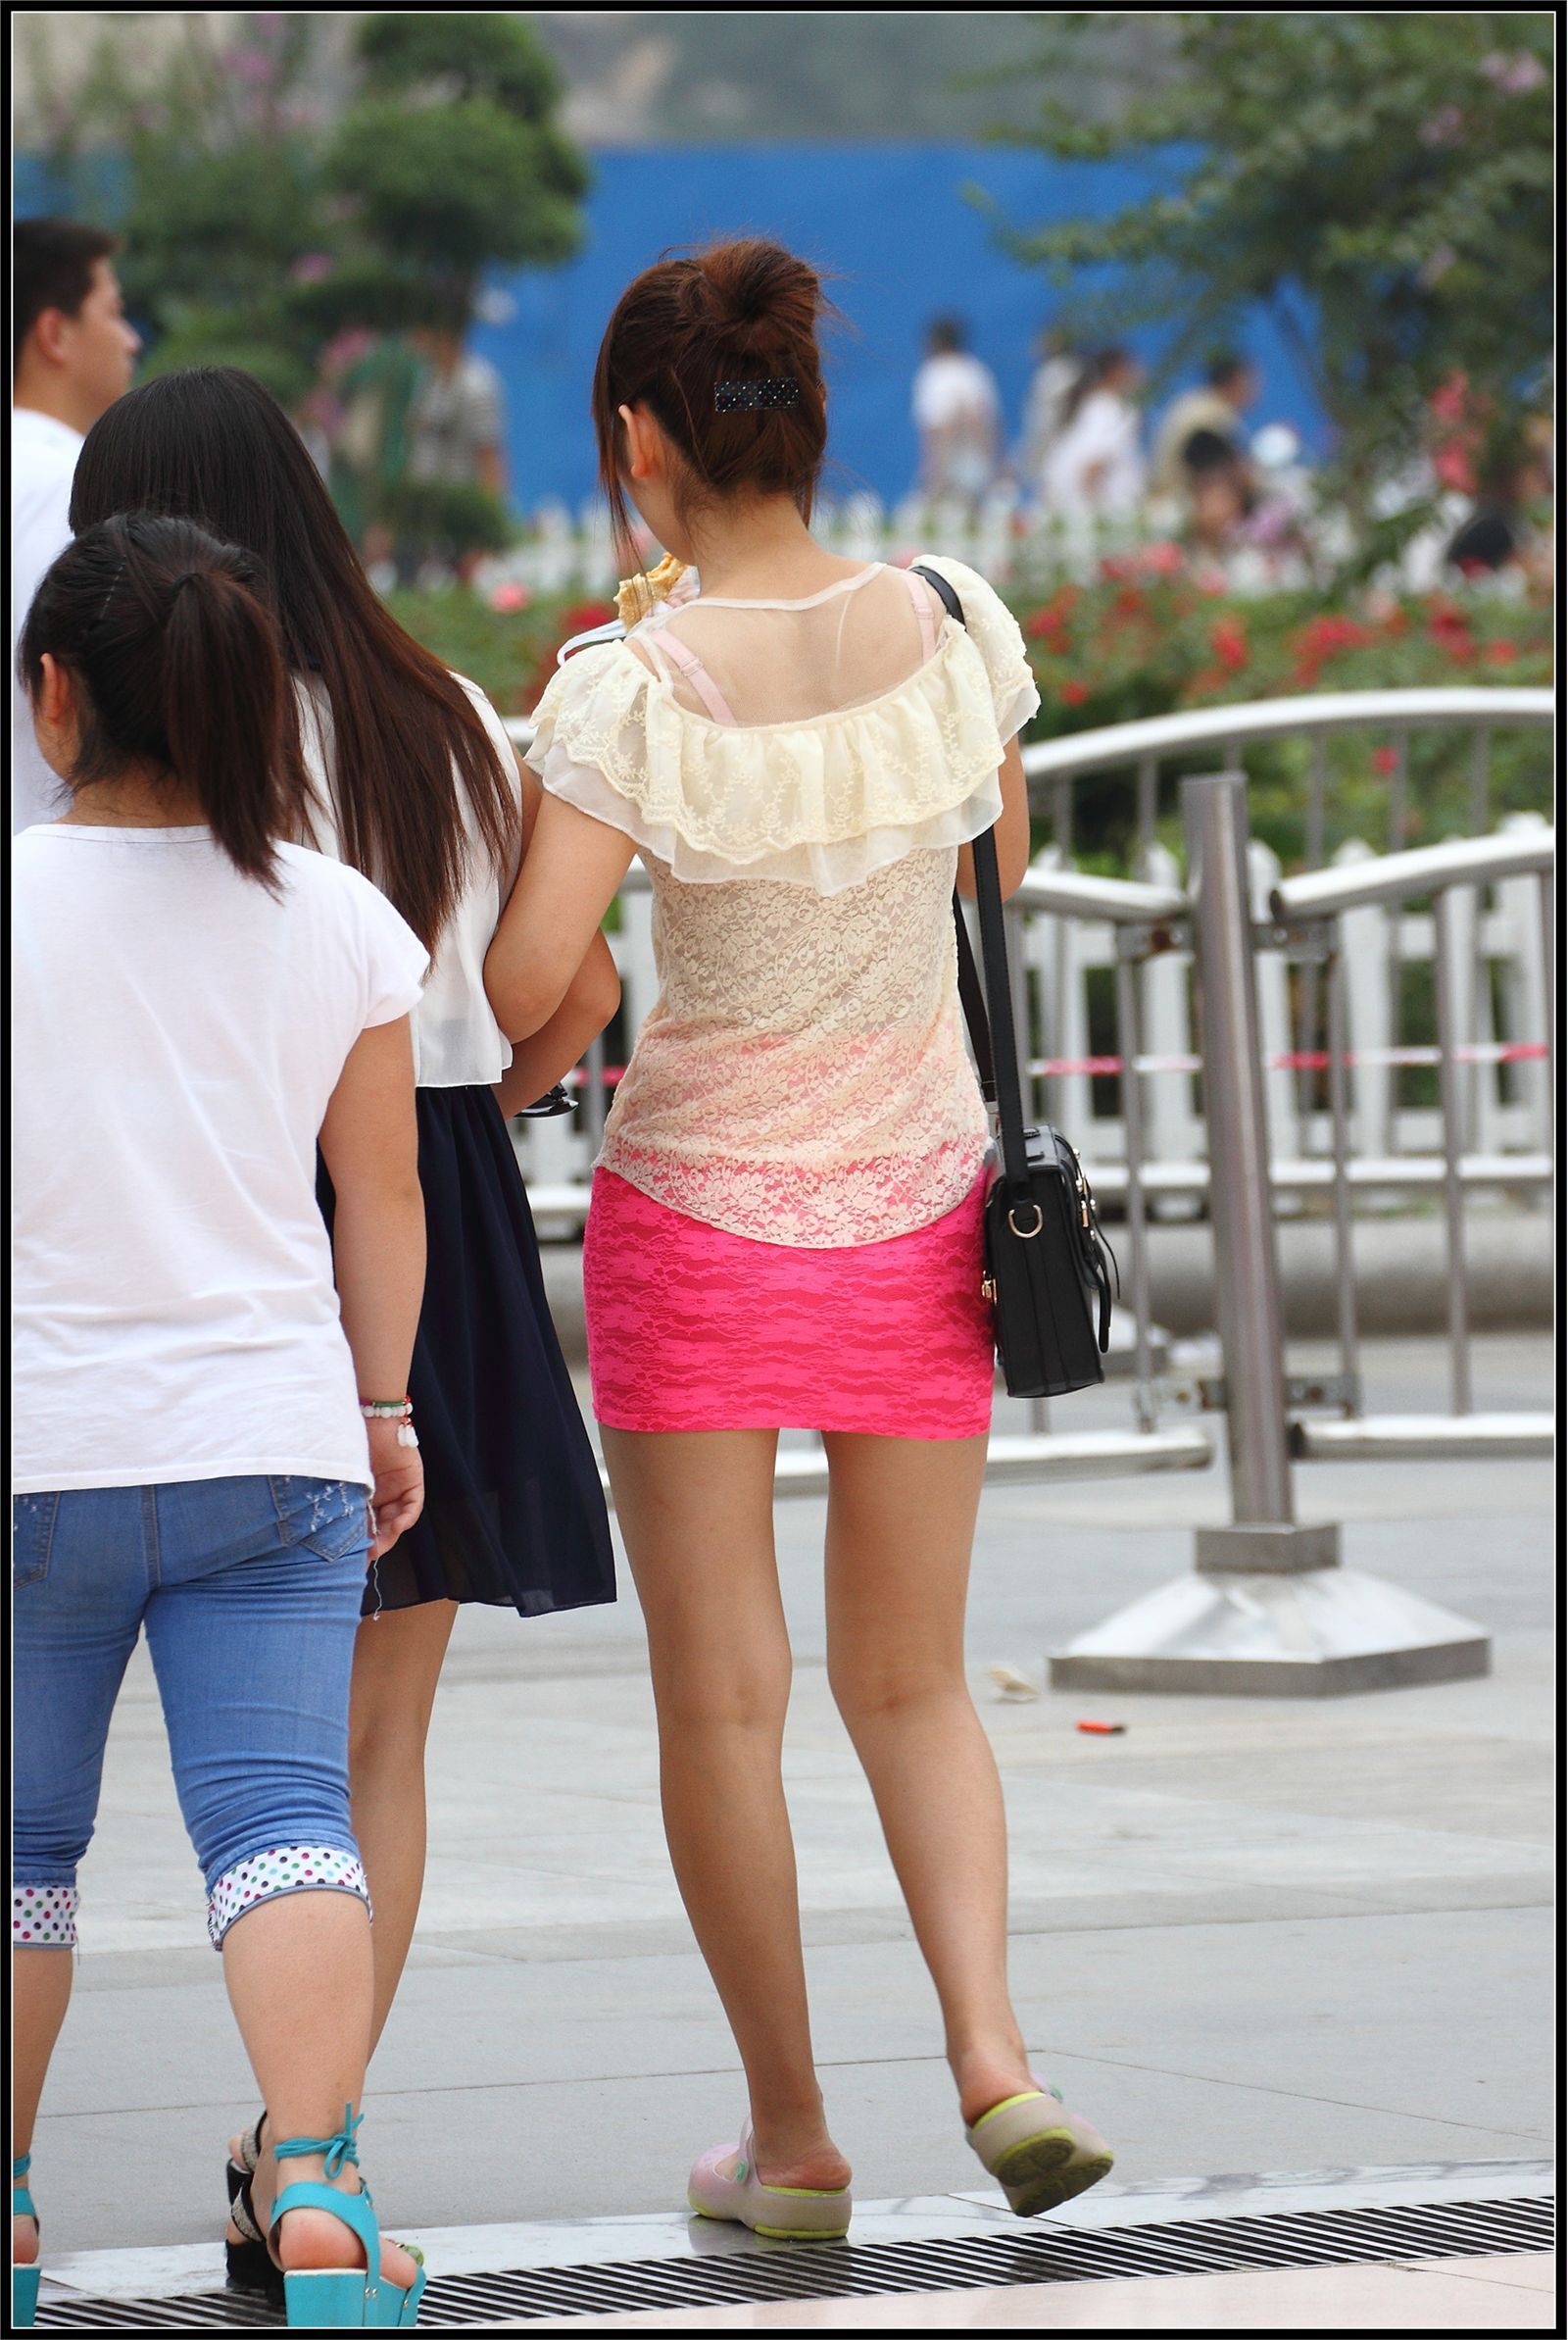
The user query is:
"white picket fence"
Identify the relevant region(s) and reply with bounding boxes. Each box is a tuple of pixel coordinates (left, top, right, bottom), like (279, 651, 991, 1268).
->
(511, 807, 1553, 1225)
(475, 479, 1495, 606)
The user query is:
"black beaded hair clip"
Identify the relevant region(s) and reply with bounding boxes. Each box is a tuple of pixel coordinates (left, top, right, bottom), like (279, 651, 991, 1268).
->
(714, 378, 800, 413)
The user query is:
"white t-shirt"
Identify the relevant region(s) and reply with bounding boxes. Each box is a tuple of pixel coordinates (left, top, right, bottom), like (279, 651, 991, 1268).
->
(12, 825, 428, 1493)
(911, 352, 1001, 434)
(297, 672, 521, 1086)
(407, 354, 505, 485)
(11, 407, 83, 835)
(1044, 390, 1146, 519)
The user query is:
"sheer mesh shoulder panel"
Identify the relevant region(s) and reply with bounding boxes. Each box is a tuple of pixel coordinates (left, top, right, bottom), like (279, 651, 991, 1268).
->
(639, 565, 938, 727)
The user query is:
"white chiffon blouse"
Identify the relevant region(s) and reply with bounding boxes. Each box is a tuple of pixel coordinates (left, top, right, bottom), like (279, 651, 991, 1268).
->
(526, 556, 1039, 1247)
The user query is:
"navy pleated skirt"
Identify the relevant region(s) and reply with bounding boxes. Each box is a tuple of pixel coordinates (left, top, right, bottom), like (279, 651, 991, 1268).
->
(318, 1084, 615, 1620)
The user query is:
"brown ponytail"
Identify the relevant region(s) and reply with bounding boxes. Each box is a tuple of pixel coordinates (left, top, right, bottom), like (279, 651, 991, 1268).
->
(18, 512, 310, 888)
(592, 237, 835, 564)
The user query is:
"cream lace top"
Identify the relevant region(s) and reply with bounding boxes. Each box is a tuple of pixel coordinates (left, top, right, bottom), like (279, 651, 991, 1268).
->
(526, 556, 1039, 1246)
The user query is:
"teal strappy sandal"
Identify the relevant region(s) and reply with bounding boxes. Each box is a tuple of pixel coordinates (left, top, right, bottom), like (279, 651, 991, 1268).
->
(267, 2107, 425, 2328)
(13, 2155, 40, 2328)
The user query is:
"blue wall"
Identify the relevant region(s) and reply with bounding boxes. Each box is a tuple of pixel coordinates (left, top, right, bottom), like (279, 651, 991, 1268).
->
(19, 140, 1328, 511)
(475, 144, 1328, 512)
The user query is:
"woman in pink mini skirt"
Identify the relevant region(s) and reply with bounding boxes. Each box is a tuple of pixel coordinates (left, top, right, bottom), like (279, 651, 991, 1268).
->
(485, 238, 1116, 2236)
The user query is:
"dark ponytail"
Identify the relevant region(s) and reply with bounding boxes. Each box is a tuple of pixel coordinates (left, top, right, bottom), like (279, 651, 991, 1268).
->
(18, 512, 310, 888)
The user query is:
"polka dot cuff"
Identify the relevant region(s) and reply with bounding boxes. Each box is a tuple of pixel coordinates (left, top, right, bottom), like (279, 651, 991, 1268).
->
(208, 1845, 370, 1950)
(14, 1884, 78, 1947)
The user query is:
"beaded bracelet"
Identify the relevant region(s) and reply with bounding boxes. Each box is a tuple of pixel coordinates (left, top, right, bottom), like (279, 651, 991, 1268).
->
(360, 1397, 418, 1449)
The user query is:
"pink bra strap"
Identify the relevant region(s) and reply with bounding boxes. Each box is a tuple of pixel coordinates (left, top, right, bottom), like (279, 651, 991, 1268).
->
(649, 628, 740, 726)
(902, 564, 938, 661)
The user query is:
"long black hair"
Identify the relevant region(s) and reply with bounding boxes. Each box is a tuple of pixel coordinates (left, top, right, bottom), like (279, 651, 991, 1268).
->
(19, 511, 309, 888)
(70, 366, 517, 949)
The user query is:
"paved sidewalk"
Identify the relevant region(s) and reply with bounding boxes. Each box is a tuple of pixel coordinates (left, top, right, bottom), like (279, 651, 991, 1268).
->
(28, 1335, 1554, 2259)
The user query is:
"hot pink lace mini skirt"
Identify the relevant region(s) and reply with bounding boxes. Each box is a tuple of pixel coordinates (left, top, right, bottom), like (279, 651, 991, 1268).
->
(582, 1169, 995, 1438)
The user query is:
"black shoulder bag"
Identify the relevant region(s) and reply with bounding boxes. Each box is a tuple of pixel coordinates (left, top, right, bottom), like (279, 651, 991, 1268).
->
(911, 566, 1116, 1398)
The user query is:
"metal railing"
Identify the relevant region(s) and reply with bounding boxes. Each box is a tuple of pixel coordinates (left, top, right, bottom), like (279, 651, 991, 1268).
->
(1002, 691, 1554, 1203)
(1270, 826, 1555, 1463)
(502, 689, 1553, 1519)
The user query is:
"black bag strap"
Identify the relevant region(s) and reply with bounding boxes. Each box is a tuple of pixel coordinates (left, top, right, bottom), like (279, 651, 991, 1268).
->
(911, 564, 1031, 1190)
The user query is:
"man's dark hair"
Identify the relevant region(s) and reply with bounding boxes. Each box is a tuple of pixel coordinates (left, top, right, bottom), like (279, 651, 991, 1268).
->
(1206, 351, 1250, 392)
(13, 218, 120, 374)
(1183, 426, 1242, 478)
(928, 316, 964, 356)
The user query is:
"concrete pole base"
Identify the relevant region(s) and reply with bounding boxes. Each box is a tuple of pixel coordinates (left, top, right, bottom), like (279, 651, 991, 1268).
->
(1049, 1566, 1491, 1697)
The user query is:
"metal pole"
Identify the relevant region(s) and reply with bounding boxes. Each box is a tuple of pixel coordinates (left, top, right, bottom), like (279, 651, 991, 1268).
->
(1431, 887, 1474, 1416)
(1114, 939, 1156, 1431)
(1387, 730, 1409, 853)
(1296, 731, 1328, 1145)
(1006, 897, 1049, 1437)
(1469, 726, 1492, 834)
(1325, 939, 1362, 1412)
(1136, 757, 1157, 871)
(1050, 777, 1073, 1138)
(581, 1031, 608, 1149)
(1540, 867, 1556, 1094)
(1182, 773, 1304, 1550)
(1467, 726, 1492, 1156)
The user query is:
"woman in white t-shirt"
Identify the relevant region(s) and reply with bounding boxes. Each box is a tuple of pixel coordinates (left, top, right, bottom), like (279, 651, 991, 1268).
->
(1042, 347, 1146, 521)
(13, 513, 429, 2326)
(71, 367, 618, 2287)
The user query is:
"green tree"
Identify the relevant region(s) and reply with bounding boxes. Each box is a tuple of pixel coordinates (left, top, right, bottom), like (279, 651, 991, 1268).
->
(998, 13, 1554, 514)
(322, 13, 589, 329)
(22, 12, 587, 433)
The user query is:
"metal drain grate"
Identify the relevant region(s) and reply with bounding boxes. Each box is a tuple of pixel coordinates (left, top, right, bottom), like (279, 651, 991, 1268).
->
(34, 2193, 1554, 2328)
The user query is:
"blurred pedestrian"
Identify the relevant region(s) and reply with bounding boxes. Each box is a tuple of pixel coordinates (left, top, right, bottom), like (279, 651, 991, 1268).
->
(1019, 324, 1082, 488)
(1181, 426, 1252, 554)
(494, 236, 1116, 2241)
(11, 218, 139, 832)
(1042, 347, 1146, 520)
(13, 513, 429, 2328)
(1445, 423, 1554, 582)
(912, 315, 1002, 505)
(402, 295, 510, 582)
(1150, 351, 1258, 503)
(72, 369, 617, 2299)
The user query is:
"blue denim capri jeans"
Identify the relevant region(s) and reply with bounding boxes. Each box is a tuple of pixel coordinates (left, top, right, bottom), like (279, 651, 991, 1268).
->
(12, 1474, 371, 1954)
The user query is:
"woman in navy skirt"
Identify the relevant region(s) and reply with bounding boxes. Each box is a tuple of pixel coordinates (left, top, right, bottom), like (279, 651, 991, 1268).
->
(71, 367, 616, 2280)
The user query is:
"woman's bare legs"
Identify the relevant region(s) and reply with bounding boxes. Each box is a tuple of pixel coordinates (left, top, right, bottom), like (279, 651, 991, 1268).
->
(822, 1431, 1033, 2126)
(16, 1902, 414, 2287)
(349, 1598, 460, 2053)
(602, 1425, 850, 2191)
(221, 1891, 418, 2287)
(225, 1597, 457, 2184)
(11, 1947, 72, 2269)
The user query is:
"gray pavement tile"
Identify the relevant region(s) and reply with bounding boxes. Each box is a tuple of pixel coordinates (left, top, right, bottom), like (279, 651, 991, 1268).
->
(23, 1338, 1556, 2263)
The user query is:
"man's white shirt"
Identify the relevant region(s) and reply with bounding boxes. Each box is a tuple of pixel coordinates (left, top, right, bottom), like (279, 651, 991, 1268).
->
(12, 407, 83, 833)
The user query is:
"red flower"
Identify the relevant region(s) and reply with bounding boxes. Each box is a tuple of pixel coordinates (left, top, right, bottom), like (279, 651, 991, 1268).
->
(1211, 616, 1249, 671)
(1485, 639, 1519, 664)
(1059, 679, 1091, 706)
(1372, 745, 1399, 775)
(561, 600, 615, 634)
